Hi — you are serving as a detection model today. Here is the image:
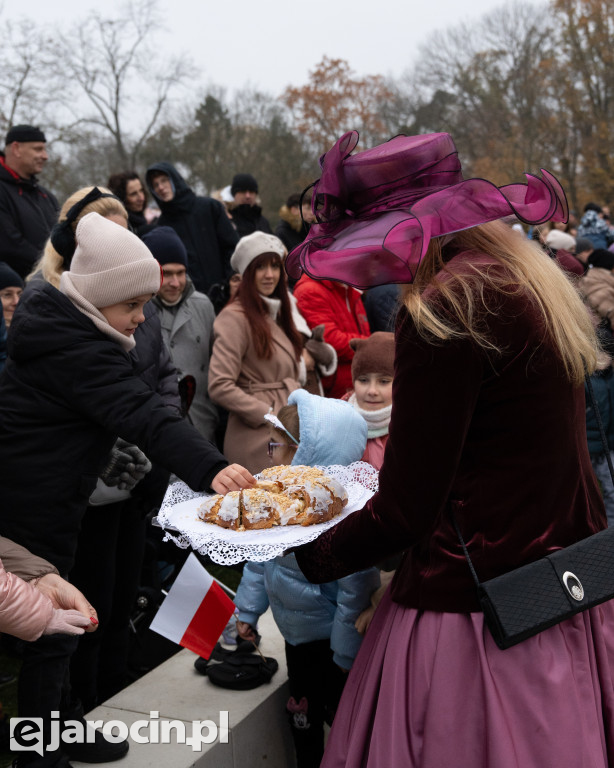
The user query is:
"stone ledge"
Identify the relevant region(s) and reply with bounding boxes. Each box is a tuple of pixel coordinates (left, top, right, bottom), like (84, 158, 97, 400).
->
(72, 608, 296, 768)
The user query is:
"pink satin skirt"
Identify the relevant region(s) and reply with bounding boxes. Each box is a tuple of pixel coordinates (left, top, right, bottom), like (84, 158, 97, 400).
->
(323, 589, 614, 768)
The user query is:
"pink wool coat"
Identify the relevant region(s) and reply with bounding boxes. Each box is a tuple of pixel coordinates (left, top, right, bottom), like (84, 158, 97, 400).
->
(209, 301, 302, 474)
(0, 557, 54, 642)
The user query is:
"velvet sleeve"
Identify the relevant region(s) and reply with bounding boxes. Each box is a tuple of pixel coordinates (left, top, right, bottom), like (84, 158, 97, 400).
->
(295, 309, 484, 583)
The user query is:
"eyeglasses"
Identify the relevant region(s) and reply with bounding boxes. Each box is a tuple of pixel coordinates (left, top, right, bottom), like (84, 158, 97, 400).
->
(267, 441, 287, 458)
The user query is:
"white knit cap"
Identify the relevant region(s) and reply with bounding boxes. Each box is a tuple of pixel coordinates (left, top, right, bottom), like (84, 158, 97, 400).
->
(61, 211, 161, 308)
(545, 229, 576, 252)
(230, 232, 287, 275)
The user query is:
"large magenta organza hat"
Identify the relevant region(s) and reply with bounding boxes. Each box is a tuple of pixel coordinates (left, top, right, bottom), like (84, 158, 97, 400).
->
(285, 131, 568, 289)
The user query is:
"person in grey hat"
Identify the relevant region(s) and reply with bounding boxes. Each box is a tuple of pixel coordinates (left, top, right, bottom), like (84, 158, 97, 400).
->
(0, 124, 59, 277)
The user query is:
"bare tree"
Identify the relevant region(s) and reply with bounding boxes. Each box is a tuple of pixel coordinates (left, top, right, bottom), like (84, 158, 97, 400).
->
(52, 0, 194, 169)
(0, 15, 56, 136)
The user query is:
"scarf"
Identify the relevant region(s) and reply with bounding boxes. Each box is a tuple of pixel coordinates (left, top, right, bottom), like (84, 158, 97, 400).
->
(348, 393, 391, 438)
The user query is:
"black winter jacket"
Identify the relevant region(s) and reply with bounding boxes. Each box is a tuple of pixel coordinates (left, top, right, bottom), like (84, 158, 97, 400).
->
(0, 155, 59, 277)
(231, 203, 272, 238)
(0, 283, 227, 572)
(145, 163, 238, 293)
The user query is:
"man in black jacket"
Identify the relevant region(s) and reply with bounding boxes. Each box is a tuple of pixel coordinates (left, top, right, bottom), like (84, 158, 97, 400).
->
(230, 172, 272, 238)
(0, 124, 59, 278)
(146, 162, 238, 293)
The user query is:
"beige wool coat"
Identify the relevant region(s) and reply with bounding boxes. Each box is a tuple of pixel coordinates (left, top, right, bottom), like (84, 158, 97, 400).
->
(209, 299, 303, 473)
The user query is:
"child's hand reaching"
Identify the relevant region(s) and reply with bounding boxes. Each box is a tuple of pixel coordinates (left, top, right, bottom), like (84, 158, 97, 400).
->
(236, 620, 257, 642)
(211, 464, 256, 494)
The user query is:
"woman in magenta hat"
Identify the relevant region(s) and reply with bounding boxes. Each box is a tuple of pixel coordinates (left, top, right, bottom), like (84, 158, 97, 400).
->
(291, 131, 614, 767)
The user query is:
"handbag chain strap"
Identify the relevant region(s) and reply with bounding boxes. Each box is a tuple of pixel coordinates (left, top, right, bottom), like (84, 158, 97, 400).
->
(451, 372, 613, 590)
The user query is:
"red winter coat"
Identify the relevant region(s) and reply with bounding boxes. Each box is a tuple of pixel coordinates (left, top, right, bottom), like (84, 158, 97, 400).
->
(293, 276, 370, 398)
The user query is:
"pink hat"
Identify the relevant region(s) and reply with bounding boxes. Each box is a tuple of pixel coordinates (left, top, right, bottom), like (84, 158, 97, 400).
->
(285, 131, 568, 289)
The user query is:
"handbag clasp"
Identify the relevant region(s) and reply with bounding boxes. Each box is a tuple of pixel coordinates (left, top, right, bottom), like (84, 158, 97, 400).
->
(562, 571, 584, 601)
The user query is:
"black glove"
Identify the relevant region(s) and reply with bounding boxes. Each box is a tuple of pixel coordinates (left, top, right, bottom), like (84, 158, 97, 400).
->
(305, 324, 335, 369)
(99, 439, 152, 491)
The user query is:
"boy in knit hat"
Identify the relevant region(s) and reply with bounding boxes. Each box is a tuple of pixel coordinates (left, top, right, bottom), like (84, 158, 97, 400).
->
(0, 212, 254, 766)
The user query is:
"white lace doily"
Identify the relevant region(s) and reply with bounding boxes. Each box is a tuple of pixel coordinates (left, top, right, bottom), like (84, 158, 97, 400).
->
(157, 462, 379, 565)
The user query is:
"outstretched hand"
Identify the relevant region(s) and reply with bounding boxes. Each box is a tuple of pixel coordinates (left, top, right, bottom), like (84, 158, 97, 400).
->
(211, 464, 256, 494)
(35, 573, 99, 632)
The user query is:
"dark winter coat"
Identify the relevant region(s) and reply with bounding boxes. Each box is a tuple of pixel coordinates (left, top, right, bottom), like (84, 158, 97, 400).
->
(0, 282, 228, 573)
(275, 205, 309, 253)
(231, 203, 272, 238)
(145, 163, 238, 293)
(0, 154, 59, 277)
(585, 368, 614, 457)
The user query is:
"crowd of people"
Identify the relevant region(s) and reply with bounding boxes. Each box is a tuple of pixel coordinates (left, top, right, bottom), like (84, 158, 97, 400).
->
(2, 121, 614, 768)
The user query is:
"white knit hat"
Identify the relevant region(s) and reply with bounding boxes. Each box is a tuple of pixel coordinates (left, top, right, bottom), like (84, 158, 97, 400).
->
(61, 212, 161, 308)
(230, 232, 287, 275)
(545, 229, 576, 252)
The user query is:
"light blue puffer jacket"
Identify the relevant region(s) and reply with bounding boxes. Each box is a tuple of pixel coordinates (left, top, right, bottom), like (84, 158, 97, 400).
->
(235, 554, 379, 669)
(235, 389, 379, 669)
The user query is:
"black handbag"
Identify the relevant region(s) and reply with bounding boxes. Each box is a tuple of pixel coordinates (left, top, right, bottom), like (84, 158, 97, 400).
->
(451, 374, 614, 650)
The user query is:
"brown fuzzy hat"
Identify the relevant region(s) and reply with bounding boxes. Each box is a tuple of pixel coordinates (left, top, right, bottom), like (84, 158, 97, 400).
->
(350, 332, 395, 380)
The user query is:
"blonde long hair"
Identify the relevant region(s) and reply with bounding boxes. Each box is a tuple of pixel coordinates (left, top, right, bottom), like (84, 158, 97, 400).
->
(28, 186, 128, 288)
(402, 220, 600, 384)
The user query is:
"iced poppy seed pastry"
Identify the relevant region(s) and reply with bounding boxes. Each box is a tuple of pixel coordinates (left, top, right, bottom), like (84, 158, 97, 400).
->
(260, 465, 348, 525)
(199, 491, 242, 529)
(198, 465, 348, 530)
(241, 488, 283, 529)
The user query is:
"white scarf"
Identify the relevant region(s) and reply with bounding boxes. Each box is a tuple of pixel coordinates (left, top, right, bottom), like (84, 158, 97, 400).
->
(348, 393, 391, 438)
(260, 294, 281, 320)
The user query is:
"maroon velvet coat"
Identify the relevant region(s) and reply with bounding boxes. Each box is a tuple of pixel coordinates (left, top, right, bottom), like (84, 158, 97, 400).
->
(296, 250, 606, 612)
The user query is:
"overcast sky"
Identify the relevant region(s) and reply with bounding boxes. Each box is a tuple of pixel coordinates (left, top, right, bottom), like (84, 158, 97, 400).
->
(17, 0, 543, 97)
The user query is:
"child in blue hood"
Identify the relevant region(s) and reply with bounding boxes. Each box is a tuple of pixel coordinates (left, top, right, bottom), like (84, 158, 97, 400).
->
(234, 388, 380, 768)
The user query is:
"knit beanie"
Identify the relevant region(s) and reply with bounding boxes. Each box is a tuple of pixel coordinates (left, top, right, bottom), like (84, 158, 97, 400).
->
(288, 389, 367, 467)
(230, 232, 286, 275)
(0, 263, 24, 290)
(545, 229, 576, 252)
(60, 212, 161, 352)
(6, 124, 46, 144)
(576, 237, 594, 254)
(142, 226, 188, 267)
(231, 173, 258, 196)
(350, 332, 395, 381)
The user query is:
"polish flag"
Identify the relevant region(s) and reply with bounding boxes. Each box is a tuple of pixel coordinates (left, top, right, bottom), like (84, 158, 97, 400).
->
(150, 553, 235, 659)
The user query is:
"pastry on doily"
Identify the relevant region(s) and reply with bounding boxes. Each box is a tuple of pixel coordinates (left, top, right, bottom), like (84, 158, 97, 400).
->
(198, 465, 347, 529)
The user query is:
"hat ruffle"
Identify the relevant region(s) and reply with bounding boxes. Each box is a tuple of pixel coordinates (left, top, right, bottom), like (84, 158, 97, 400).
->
(286, 131, 568, 289)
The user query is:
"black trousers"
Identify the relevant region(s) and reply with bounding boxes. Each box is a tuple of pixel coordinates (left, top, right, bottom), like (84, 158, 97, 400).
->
(69, 498, 146, 711)
(284, 639, 346, 768)
(17, 631, 79, 767)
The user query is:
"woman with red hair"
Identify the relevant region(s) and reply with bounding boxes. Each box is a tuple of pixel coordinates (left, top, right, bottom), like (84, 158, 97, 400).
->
(208, 232, 305, 473)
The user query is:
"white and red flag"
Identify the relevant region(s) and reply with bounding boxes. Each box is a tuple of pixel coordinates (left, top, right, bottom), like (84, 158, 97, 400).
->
(150, 553, 235, 659)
